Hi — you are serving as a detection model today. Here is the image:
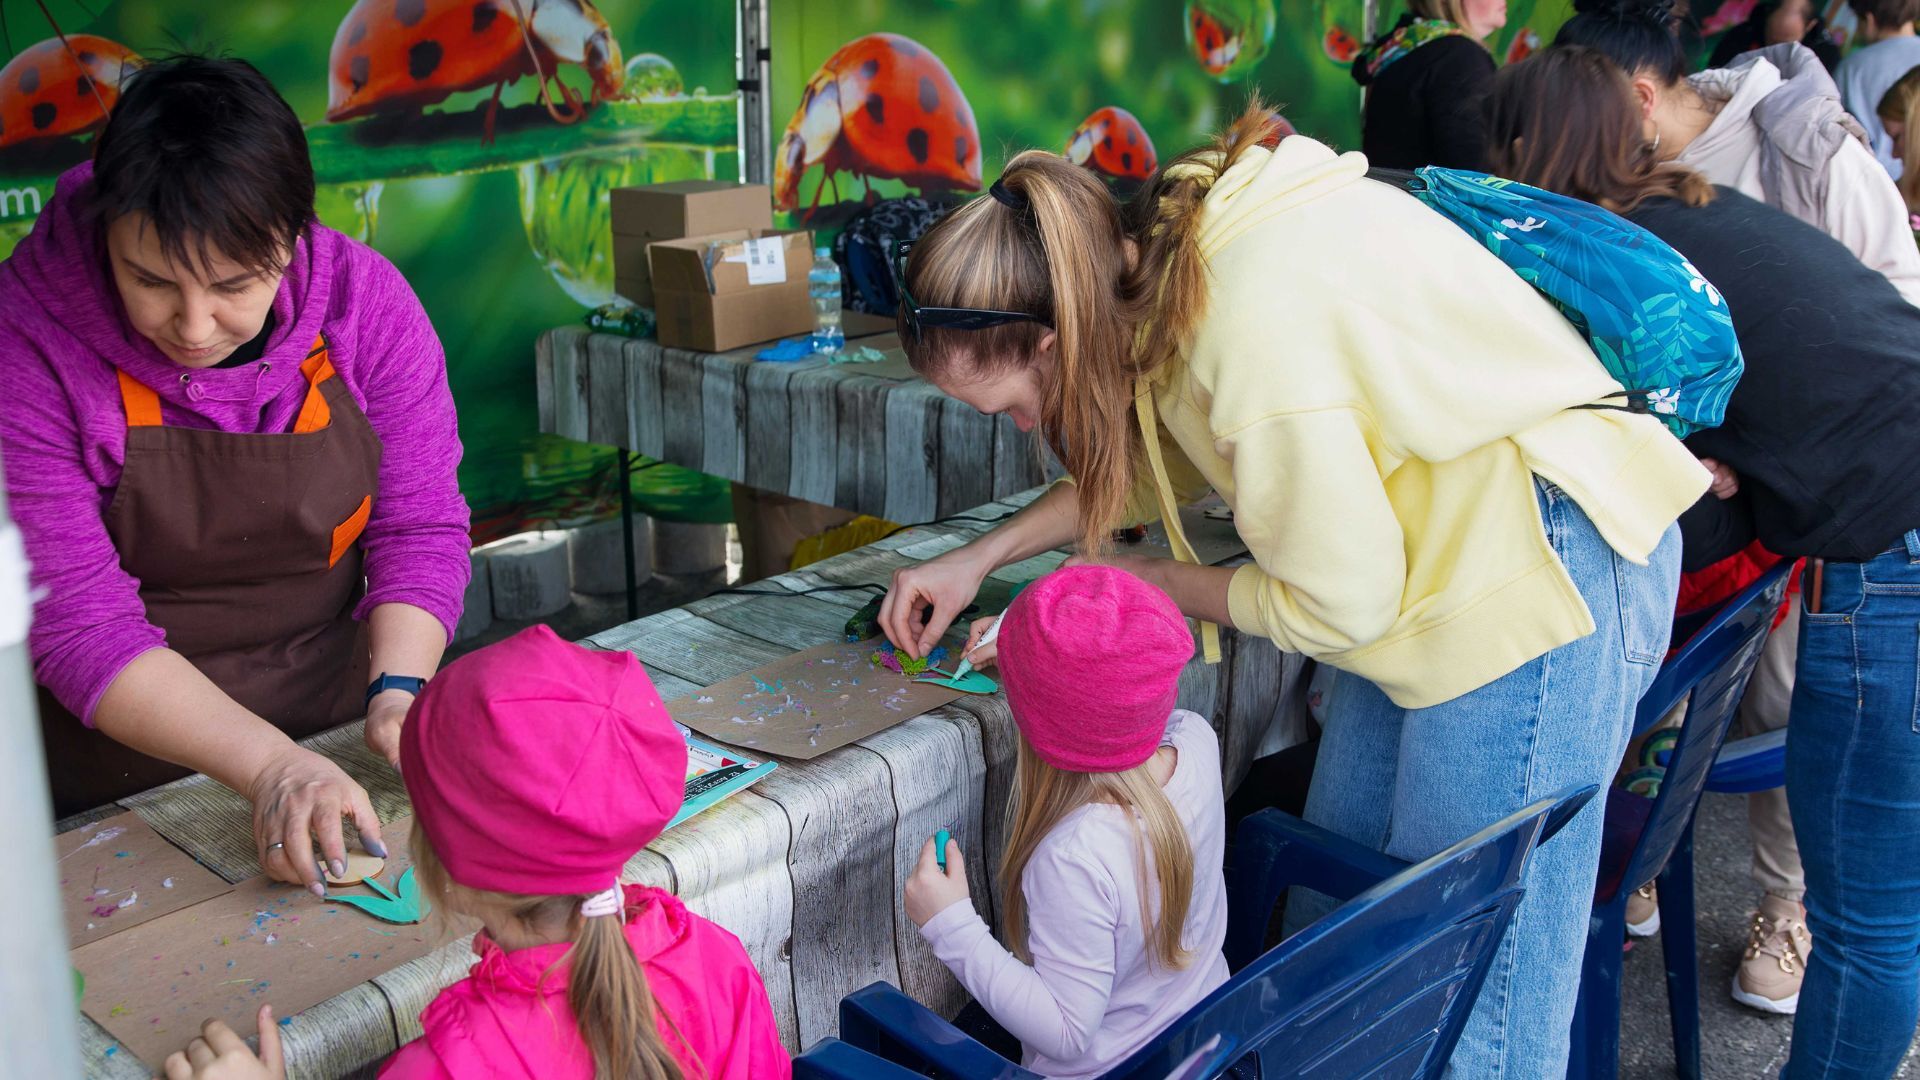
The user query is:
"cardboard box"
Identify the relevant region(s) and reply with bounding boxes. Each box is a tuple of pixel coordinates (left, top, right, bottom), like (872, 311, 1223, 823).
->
(650, 229, 816, 353)
(611, 181, 773, 305)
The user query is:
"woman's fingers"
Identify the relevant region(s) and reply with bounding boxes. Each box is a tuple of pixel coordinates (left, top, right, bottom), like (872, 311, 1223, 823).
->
(310, 796, 349, 887)
(345, 784, 388, 859)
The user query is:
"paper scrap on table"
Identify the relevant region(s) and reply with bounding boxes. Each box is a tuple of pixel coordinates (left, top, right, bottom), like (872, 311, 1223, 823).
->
(1133, 497, 1249, 566)
(72, 816, 473, 1071)
(669, 640, 973, 759)
(57, 812, 232, 948)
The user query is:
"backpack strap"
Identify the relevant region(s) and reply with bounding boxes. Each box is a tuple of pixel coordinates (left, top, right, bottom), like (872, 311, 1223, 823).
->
(1364, 166, 1421, 193)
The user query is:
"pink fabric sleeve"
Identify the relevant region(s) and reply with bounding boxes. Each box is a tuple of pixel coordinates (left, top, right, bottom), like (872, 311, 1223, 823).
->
(0, 328, 165, 724)
(918, 849, 1122, 1063)
(697, 922, 793, 1079)
(341, 256, 470, 640)
(376, 1039, 456, 1080)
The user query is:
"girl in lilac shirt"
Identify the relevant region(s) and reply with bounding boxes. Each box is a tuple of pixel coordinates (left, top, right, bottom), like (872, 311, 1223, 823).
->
(904, 566, 1229, 1079)
(0, 56, 468, 894)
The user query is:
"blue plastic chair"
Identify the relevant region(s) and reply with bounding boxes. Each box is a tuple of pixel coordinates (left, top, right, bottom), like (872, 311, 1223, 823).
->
(1570, 560, 1793, 1080)
(792, 785, 1598, 1080)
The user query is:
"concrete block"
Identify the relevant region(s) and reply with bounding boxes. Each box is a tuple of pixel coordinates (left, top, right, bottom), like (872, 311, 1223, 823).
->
(453, 550, 494, 642)
(569, 517, 655, 596)
(652, 520, 728, 575)
(478, 531, 571, 619)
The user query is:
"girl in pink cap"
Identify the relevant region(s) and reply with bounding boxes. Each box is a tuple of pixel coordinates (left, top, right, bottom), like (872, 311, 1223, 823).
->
(158, 625, 791, 1080)
(903, 565, 1229, 1080)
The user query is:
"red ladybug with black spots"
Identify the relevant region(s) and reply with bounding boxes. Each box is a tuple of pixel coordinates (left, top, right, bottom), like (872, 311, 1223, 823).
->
(0, 35, 142, 150)
(774, 32, 982, 214)
(1067, 106, 1157, 182)
(326, 0, 623, 143)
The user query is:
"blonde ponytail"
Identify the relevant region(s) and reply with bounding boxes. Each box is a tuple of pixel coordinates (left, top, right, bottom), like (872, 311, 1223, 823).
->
(569, 907, 689, 1080)
(410, 823, 692, 1080)
(899, 98, 1276, 552)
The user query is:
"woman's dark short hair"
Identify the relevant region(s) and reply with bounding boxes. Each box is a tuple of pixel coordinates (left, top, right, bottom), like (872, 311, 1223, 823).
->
(1850, 0, 1920, 28)
(1555, 0, 1692, 85)
(89, 54, 313, 277)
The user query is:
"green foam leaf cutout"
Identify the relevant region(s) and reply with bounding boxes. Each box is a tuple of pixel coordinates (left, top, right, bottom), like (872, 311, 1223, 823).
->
(326, 866, 430, 924)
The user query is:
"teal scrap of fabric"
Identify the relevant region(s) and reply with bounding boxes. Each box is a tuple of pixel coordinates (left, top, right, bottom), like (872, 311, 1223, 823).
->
(917, 667, 1000, 694)
(326, 867, 430, 924)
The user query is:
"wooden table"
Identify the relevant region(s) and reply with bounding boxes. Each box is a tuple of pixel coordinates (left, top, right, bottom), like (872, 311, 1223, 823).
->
(63, 487, 1306, 1078)
(536, 327, 1051, 524)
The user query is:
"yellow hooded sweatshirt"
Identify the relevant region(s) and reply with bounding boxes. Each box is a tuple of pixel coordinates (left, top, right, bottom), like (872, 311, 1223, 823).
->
(1134, 137, 1709, 709)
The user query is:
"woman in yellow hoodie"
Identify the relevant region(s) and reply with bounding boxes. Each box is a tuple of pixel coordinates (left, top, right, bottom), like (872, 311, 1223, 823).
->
(877, 106, 1707, 1075)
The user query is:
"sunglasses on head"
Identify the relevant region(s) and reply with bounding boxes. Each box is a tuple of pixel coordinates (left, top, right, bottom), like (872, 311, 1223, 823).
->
(892, 239, 1052, 344)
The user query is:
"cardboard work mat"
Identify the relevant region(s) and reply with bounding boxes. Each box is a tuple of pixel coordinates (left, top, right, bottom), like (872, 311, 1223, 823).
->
(670, 640, 969, 759)
(58, 812, 233, 949)
(73, 816, 471, 1071)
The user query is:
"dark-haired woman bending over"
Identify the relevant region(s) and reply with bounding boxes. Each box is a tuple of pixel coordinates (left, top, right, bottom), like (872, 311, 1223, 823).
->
(1492, 46, 1920, 1078)
(0, 57, 469, 893)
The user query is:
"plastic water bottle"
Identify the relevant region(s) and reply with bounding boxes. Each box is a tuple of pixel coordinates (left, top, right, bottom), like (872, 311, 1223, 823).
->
(809, 247, 844, 354)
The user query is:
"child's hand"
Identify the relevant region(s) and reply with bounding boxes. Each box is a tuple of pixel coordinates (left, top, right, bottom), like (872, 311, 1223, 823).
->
(905, 834, 970, 927)
(163, 1005, 284, 1080)
(1699, 457, 1740, 500)
(961, 617, 1000, 670)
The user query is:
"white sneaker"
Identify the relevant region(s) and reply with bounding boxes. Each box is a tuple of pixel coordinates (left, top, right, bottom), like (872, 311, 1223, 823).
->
(1625, 881, 1661, 938)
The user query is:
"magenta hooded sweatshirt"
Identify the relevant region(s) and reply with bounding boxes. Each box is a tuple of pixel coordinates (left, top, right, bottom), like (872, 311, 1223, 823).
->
(0, 162, 470, 724)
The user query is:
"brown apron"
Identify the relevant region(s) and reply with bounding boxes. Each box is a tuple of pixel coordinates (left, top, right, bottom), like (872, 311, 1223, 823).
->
(40, 334, 383, 816)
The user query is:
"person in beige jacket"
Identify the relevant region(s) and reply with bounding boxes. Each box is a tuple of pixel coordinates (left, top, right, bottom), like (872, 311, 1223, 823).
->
(1556, 2, 1915, 1016)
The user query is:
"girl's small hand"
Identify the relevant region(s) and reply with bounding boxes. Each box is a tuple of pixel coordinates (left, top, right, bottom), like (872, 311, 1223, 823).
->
(163, 1005, 283, 1080)
(905, 834, 970, 927)
(961, 616, 1001, 670)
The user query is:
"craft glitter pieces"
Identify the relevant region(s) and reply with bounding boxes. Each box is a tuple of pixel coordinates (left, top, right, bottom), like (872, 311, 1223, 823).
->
(870, 641, 948, 676)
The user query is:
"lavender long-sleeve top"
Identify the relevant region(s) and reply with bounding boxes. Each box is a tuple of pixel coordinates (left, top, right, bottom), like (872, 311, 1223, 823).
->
(0, 163, 470, 724)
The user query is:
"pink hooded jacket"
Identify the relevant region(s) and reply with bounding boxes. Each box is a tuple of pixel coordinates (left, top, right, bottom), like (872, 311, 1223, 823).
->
(380, 885, 790, 1080)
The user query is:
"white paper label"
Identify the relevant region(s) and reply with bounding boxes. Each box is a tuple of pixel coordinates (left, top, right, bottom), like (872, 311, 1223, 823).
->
(741, 237, 787, 285)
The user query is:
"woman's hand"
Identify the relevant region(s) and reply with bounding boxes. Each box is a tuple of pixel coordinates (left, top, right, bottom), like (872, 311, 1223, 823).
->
(960, 616, 1002, 670)
(905, 834, 970, 927)
(1699, 457, 1740, 501)
(247, 746, 386, 895)
(361, 690, 413, 770)
(882, 549, 992, 658)
(163, 1006, 283, 1080)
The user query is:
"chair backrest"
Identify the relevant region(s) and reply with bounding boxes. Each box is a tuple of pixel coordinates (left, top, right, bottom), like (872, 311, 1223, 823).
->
(1610, 561, 1791, 900)
(1105, 787, 1597, 1080)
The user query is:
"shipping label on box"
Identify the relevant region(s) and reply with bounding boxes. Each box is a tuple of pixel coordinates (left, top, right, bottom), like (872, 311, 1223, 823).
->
(649, 229, 814, 353)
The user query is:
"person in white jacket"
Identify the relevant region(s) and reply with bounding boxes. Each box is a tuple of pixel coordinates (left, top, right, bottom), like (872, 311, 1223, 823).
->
(1556, 0, 1920, 1019)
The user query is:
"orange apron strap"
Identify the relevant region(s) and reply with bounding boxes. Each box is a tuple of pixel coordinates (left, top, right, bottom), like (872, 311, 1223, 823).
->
(118, 371, 164, 428)
(292, 334, 335, 435)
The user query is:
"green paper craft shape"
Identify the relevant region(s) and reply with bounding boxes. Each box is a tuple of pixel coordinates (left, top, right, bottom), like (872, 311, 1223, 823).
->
(326, 866, 430, 924)
(917, 667, 1000, 695)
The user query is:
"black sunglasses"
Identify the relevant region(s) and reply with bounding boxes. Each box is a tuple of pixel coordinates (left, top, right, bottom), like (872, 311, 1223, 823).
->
(891, 239, 1052, 344)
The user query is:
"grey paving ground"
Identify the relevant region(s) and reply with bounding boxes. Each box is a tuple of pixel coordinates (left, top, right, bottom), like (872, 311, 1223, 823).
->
(1620, 790, 1920, 1079)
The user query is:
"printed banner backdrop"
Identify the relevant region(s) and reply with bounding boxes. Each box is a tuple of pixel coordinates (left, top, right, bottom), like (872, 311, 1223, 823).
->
(0, 0, 739, 542)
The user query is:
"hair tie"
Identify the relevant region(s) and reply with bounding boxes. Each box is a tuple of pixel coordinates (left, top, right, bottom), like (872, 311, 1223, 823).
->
(580, 884, 623, 918)
(988, 178, 1029, 211)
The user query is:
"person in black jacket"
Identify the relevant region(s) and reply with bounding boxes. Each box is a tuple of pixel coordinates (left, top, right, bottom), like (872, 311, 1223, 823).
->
(1708, 0, 1843, 73)
(1490, 44, 1920, 1079)
(1354, 0, 1509, 169)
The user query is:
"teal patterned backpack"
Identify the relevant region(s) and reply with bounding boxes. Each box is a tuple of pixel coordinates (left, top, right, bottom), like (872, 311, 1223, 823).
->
(1371, 167, 1744, 438)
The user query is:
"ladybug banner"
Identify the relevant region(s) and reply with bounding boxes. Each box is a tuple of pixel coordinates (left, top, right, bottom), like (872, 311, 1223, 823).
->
(764, 0, 1655, 227)
(0, 0, 740, 542)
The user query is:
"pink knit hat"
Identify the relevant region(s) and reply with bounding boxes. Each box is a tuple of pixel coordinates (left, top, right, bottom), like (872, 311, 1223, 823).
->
(998, 565, 1195, 772)
(400, 625, 687, 896)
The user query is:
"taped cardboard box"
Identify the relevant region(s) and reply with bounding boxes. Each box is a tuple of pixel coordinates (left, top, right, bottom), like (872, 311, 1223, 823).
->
(611, 181, 773, 306)
(650, 229, 815, 353)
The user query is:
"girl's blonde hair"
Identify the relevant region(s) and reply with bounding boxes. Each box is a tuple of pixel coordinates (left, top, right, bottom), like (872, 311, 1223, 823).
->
(998, 739, 1197, 971)
(1878, 66, 1920, 213)
(411, 822, 693, 1080)
(899, 97, 1277, 552)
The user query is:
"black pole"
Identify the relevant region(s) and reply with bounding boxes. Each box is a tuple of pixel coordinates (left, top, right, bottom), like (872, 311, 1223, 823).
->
(619, 449, 639, 621)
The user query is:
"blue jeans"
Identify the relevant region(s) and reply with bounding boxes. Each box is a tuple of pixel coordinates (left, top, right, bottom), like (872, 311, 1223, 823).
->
(1784, 533, 1920, 1079)
(1294, 481, 1680, 1078)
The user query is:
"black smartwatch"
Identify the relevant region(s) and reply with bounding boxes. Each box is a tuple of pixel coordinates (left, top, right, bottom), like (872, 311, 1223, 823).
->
(366, 673, 428, 709)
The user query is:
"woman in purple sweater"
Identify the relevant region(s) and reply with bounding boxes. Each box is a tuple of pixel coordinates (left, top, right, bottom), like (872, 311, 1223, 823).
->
(0, 56, 470, 897)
